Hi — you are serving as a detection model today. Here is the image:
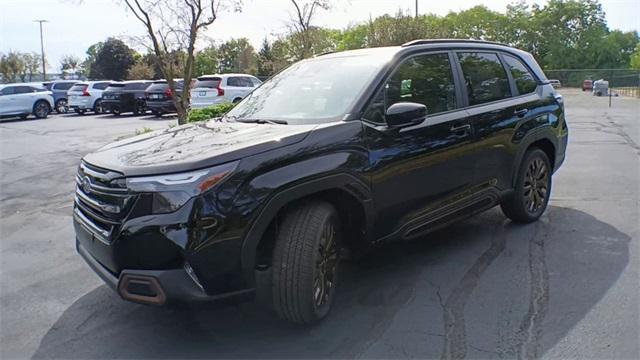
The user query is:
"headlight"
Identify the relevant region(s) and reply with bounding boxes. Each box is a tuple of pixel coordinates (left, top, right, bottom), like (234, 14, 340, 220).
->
(125, 161, 238, 214)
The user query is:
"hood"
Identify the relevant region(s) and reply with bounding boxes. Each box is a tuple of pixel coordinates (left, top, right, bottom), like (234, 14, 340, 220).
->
(83, 120, 317, 176)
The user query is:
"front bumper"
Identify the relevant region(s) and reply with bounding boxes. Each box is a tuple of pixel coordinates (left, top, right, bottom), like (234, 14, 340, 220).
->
(77, 239, 254, 305)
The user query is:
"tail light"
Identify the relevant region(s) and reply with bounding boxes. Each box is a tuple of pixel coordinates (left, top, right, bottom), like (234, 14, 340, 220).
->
(82, 88, 90, 97)
(164, 88, 172, 98)
(216, 83, 224, 96)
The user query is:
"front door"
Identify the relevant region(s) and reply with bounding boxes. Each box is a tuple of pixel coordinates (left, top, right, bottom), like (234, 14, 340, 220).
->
(364, 51, 476, 241)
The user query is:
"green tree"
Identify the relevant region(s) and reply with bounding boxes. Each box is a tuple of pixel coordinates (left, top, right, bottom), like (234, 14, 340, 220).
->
(126, 60, 155, 79)
(0, 52, 26, 83)
(218, 38, 258, 74)
(22, 52, 41, 81)
(256, 38, 274, 77)
(195, 46, 220, 76)
(60, 55, 82, 79)
(83, 42, 104, 79)
(630, 44, 640, 70)
(90, 38, 135, 80)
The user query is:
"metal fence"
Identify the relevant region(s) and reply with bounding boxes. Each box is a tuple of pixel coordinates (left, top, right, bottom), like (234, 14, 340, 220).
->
(544, 69, 640, 89)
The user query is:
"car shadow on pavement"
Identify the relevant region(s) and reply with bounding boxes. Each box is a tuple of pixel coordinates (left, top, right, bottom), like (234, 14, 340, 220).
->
(32, 206, 630, 359)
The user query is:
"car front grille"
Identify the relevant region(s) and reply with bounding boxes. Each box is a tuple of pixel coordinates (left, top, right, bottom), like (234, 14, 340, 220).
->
(74, 162, 135, 244)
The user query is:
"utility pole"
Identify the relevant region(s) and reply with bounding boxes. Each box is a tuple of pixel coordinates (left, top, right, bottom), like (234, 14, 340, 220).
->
(415, 0, 418, 18)
(34, 19, 48, 81)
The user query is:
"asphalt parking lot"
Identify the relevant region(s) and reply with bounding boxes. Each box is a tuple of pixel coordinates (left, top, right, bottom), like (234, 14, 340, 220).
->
(1, 90, 638, 359)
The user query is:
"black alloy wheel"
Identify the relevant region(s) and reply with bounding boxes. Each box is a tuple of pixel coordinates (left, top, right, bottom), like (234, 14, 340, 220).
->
(501, 148, 552, 223)
(313, 220, 339, 309)
(523, 157, 549, 214)
(271, 201, 341, 324)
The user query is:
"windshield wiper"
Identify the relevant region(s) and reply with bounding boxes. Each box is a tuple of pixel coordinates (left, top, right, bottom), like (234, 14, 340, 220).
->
(236, 119, 288, 125)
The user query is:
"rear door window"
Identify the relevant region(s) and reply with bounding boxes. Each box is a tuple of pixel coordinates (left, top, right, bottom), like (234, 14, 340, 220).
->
(457, 52, 512, 106)
(15, 86, 36, 94)
(227, 77, 242, 87)
(502, 54, 538, 95)
(194, 78, 221, 88)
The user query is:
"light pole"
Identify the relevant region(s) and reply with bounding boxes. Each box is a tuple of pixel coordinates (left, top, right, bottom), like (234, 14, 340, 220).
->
(34, 19, 48, 81)
(415, 0, 418, 18)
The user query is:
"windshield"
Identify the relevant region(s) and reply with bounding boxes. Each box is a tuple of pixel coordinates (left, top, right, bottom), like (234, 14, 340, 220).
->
(225, 53, 390, 124)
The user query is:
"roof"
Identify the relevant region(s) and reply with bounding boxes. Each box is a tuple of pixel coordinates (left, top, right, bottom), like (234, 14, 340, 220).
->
(198, 73, 257, 78)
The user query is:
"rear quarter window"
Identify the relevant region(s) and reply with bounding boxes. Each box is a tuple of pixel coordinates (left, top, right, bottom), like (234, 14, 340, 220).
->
(502, 54, 538, 95)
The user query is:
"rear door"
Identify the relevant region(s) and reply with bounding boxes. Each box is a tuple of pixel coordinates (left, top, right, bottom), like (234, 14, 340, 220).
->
(364, 51, 476, 240)
(455, 51, 545, 194)
(0, 86, 18, 114)
(14, 86, 37, 113)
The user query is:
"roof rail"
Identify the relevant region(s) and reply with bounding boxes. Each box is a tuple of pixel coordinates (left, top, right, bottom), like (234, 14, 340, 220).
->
(315, 50, 336, 57)
(401, 39, 509, 47)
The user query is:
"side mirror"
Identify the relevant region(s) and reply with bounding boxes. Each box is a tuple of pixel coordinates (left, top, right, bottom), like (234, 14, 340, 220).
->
(385, 102, 427, 127)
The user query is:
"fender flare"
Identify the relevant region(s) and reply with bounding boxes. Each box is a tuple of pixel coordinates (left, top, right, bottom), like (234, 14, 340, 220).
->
(510, 125, 559, 188)
(239, 172, 373, 286)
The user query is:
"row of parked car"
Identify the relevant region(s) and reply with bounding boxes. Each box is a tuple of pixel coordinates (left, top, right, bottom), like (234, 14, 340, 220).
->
(0, 73, 261, 119)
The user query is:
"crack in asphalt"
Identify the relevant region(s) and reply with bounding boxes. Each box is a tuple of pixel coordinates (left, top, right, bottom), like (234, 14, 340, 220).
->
(440, 222, 508, 360)
(511, 221, 549, 359)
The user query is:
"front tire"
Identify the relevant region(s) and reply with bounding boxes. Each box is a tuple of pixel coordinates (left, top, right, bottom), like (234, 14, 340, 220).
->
(93, 99, 103, 114)
(33, 100, 50, 119)
(501, 148, 552, 223)
(55, 99, 68, 114)
(271, 201, 341, 324)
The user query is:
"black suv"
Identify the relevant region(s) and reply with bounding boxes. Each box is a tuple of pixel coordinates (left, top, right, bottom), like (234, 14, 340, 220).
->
(102, 81, 152, 115)
(74, 40, 568, 324)
(144, 79, 184, 117)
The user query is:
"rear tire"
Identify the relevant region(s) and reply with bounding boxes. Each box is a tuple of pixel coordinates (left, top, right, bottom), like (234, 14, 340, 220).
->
(33, 100, 50, 119)
(271, 201, 341, 324)
(112, 108, 121, 116)
(232, 97, 242, 104)
(501, 148, 552, 223)
(93, 99, 103, 114)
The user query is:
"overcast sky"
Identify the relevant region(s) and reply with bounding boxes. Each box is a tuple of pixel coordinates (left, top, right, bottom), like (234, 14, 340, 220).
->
(1, 0, 638, 73)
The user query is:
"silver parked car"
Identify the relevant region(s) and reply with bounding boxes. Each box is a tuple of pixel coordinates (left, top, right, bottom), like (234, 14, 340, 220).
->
(0, 83, 54, 119)
(190, 74, 261, 109)
(67, 81, 112, 114)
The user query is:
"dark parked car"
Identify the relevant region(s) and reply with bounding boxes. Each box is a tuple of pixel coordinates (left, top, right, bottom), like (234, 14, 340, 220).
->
(74, 39, 568, 324)
(145, 79, 184, 117)
(101, 81, 152, 115)
(44, 80, 78, 113)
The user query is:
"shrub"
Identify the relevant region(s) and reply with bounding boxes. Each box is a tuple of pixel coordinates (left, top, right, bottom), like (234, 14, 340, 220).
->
(187, 102, 237, 122)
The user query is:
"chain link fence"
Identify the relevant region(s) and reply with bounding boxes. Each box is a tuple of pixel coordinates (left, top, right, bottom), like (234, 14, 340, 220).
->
(544, 69, 640, 97)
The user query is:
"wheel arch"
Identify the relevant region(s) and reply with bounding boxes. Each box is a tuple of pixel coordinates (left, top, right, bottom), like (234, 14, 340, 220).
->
(240, 173, 373, 286)
(511, 130, 558, 188)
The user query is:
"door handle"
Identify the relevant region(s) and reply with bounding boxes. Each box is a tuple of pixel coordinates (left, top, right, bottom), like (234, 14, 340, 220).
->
(450, 124, 471, 133)
(514, 108, 529, 117)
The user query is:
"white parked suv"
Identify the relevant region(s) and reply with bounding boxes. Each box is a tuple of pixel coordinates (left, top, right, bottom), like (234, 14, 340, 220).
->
(67, 81, 112, 114)
(190, 74, 261, 109)
(0, 83, 54, 119)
